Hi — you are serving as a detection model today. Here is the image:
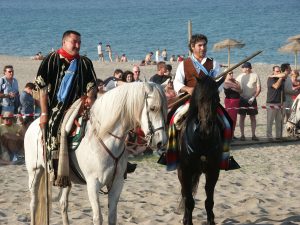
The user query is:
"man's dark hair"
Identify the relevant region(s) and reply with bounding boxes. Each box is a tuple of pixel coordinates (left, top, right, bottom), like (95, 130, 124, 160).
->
(3, 65, 13, 73)
(281, 63, 290, 72)
(189, 34, 208, 52)
(25, 82, 35, 89)
(166, 64, 172, 72)
(62, 30, 81, 40)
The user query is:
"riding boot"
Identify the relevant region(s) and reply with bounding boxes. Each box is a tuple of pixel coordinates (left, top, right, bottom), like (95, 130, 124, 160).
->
(124, 162, 137, 180)
(220, 155, 241, 170)
(127, 162, 137, 173)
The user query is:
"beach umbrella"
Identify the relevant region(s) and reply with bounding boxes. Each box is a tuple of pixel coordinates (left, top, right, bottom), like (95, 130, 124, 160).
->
(278, 40, 300, 69)
(213, 39, 245, 67)
(287, 34, 300, 42)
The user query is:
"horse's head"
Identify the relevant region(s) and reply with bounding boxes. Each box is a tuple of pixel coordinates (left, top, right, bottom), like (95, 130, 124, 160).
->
(286, 96, 300, 137)
(140, 83, 168, 149)
(188, 76, 220, 136)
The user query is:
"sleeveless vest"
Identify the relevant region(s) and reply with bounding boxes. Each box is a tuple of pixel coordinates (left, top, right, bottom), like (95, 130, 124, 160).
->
(183, 57, 213, 87)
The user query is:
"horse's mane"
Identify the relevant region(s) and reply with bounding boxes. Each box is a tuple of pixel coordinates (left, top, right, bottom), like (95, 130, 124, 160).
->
(187, 76, 220, 132)
(90, 82, 167, 139)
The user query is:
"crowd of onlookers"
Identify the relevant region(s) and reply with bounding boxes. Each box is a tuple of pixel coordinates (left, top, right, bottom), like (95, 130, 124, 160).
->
(0, 65, 40, 165)
(1, 59, 299, 165)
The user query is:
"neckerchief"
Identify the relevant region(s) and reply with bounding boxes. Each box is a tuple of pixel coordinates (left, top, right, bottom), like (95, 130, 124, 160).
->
(57, 48, 79, 62)
(191, 54, 211, 77)
(57, 59, 78, 103)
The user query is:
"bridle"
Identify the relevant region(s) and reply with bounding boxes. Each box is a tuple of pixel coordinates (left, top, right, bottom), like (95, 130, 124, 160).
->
(92, 89, 166, 193)
(143, 92, 165, 147)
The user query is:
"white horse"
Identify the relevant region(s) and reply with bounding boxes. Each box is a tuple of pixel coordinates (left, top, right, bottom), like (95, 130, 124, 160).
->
(24, 82, 168, 225)
(286, 94, 300, 137)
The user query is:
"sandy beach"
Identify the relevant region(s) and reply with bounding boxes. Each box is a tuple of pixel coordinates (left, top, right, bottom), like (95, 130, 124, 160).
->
(0, 55, 300, 224)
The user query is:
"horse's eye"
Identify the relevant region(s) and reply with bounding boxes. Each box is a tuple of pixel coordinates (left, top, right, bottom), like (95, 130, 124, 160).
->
(150, 106, 156, 111)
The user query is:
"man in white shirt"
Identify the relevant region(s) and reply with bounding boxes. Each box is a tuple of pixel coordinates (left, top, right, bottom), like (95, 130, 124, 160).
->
(236, 62, 261, 141)
(97, 42, 104, 62)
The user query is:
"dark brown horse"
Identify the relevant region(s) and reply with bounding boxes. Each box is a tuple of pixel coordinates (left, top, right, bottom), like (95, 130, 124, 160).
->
(177, 75, 222, 225)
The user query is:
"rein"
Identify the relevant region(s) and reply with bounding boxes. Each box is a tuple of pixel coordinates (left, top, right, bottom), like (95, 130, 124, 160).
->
(95, 130, 125, 194)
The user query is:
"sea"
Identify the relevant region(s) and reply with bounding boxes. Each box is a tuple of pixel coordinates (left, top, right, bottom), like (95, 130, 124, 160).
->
(0, 0, 299, 65)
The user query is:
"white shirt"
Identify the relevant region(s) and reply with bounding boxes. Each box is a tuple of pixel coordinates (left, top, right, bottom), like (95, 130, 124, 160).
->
(173, 57, 220, 94)
(97, 44, 102, 54)
(236, 72, 261, 98)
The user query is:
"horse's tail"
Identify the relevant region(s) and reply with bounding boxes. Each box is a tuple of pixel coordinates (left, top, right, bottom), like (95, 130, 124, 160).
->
(35, 172, 52, 224)
(178, 173, 200, 211)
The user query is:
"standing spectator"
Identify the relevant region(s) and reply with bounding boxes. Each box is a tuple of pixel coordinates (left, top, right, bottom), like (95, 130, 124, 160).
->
(122, 70, 134, 83)
(150, 61, 171, 85)
(283, 64, 298, 122)
(145, 52, 153, 65)
(132, 65, 142, 82)
(155, 49, 160, 62)
(236, 62, 261, 141)
(97, 42, 104, 62)
(106, 44, 113, 62)
(0, 65, 20, 114)
(161, 49, 167, 61)
(35, 30, 97, 186)
(224, 70, 241, 139)
(120, 54, 128, 62)
(20, 82, 39, 127)
(266, 66, 286, 140)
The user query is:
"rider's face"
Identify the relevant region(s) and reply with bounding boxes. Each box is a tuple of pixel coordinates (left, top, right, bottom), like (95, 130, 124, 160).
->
(192, 40, 207, 59)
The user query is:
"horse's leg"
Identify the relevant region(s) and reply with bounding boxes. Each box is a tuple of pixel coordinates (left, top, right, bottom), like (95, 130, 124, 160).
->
(204, 169, 220, 225)
(178, 167, 195, 225)
(28, 167, 44, 225)
(86, 179, 103, 225)
(108, 177, 124, 225)
(59, 186, 71, 225)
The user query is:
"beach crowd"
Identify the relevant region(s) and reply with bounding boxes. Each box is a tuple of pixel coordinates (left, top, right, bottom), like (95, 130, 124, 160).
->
(1, 32, 300, 167)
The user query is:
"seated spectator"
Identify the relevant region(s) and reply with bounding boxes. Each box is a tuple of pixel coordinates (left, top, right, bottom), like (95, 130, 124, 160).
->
(32, 52, 44, 60)
(20, 82, 39, 127)
(120, 54, 128, 62)
(0, 112, 25, 163)
(145, 52, 153, 65)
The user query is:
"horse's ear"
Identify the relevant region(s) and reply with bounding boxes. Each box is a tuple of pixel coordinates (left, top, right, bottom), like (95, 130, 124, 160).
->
(216, 76, 225, 88)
